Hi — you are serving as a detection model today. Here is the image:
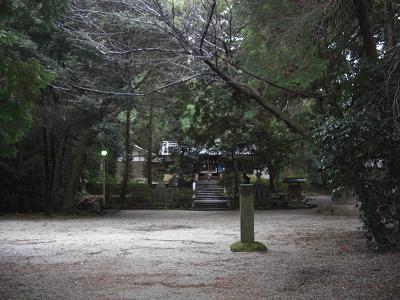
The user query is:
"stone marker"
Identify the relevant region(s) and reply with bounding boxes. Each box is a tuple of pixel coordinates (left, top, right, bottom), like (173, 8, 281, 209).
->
(156, 181, 167, 202)
(230, 184, 267, 252)
(240, 184, 254, 243)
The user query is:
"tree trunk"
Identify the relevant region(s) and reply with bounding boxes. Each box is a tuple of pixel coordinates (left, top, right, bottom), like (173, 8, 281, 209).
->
(48, 130, 56, 214)
(51, 128, 69, 209)
(17, 142, 30, 212)
(384, 0, 396, 49)
(42, 125, 58, 214)
(119, 108, 132, 204)
(233, 158, 240, 209)
(268, 164, 276, 193)
(62, 129, 93, 212)
(42, 126, 50, 211)
(354, 0, 378, 60)
(147, 97, 154, 186)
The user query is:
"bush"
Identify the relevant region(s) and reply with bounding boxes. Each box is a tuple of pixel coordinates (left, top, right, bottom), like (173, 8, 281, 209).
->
(168, 187, 193, 209)
(85, 182, 154, 208)
(250, 177, 269, 185)
(126, 183, 153, 204)
(218, 173, 239, 198)
(314, 58, 400, 250)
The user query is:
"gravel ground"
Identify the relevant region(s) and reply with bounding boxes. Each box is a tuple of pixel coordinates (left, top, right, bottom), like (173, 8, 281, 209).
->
(0, 209, 399, 300)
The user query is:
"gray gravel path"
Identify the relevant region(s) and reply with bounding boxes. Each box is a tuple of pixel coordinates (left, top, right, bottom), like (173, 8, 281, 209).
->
(0, 209, 399, 299)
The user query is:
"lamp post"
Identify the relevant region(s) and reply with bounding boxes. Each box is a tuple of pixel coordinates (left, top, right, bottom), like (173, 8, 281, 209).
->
(101, 150, 108, 208)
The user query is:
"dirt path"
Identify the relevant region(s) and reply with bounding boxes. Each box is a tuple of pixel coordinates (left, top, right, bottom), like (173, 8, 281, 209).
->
(0, 210, 399, 299)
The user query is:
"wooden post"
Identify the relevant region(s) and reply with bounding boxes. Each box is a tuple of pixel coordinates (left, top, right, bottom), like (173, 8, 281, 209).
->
(240, 184, 254, 243)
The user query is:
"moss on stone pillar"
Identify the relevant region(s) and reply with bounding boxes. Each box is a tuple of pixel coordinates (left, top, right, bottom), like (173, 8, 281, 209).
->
(230, 184, 267, 252)
(240, 184, 255, 243)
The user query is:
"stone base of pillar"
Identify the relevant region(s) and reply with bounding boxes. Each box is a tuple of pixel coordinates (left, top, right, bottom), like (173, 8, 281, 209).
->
(230, 241, 267, 252)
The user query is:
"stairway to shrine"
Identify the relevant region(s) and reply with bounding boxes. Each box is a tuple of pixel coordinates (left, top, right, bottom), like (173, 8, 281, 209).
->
(192, 180, 231, 210)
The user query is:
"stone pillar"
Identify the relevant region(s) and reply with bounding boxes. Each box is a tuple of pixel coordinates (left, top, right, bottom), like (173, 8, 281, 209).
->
(240, 184, 254, 243)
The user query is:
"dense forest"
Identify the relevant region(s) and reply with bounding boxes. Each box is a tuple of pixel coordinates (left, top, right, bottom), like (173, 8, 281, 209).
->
(0, 0, 399, 250)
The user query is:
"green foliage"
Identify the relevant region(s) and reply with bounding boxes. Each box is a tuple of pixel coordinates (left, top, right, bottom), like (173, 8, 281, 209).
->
(218, 174, 238, 198)
(0, 0, 60, 157)
(250, 178, 289, 193)
(314, 59, 400, 250)
(237, 1, 328, 91)
(171, 81, 310, 196)
(167, 187, 193, 209)
(0, 55, 53, 156)
(88, 182, 154, 204)
(235, 0, 399, 250)
(127, 183, 153, 203)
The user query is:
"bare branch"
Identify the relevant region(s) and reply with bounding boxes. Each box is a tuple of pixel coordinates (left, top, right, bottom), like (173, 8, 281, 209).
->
(199, 0, 217, 53)
(66, 73, 204, 97)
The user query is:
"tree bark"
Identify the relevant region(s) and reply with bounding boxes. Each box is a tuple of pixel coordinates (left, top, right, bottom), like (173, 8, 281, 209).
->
(233, 158, 240, 209)
(42, 126, 50, 210)
(47, 129, 56, 214)
(17, 142, 30, 212)
(384, 0, 396, 49)
(354, 0, 378, 60)
(119, 108, 132, 204)
(147, 97, 154, 186)
(51, 128, 68, 208)
(268, 164, 276, 193)
(62, 129, 93, 212)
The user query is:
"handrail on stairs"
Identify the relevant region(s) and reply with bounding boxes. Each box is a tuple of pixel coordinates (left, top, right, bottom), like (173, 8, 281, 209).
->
(192, 180, 196, 199)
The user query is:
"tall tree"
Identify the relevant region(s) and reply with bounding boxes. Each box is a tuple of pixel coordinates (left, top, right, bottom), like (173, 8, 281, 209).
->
(146, 96, 154, 186)
(0, 1, 57, 157)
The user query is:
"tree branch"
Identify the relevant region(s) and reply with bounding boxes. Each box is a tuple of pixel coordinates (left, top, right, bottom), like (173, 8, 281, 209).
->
(203, 60, 308, 136)
(354, 0, 378, 60)
(215, 54, 328, 99)
(199, 0, 217, 53)
(67, 73, 203, 97)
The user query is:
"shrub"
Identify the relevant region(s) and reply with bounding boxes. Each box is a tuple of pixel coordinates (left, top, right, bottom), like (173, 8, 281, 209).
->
(126, 183, 153, 204)
(314, 57, 400, 250)
(218, 173, 240, 198)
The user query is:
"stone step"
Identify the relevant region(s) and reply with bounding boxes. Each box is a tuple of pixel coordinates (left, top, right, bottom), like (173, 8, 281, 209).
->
(192, 199, 231, 210)
(192, 207, 230, 211)
(195, 196, 226, 200)
(196, 185, 223, 188)
(193, 198, 230, 203)
(196, 186, 222, 190)
(194, 198, 229, 202)
(193, 181, 231, 210)
(195, 192, 224, 195)
(195, 195, 224, 198)
(196, 186, 223, 190)
(195, 198, 228, 202)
